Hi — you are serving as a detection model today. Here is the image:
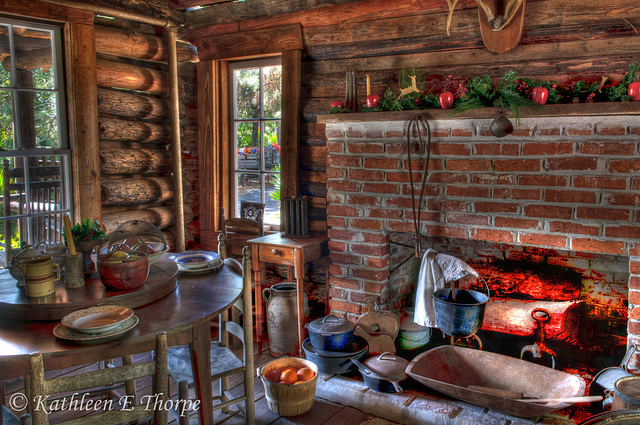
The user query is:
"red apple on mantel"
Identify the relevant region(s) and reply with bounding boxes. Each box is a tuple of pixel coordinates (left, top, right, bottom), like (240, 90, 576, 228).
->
(532, 86, 549, 105)
(331, 100, 344, 110)
(628, 82, 640, 101)
(366, 94, 380, 108)
(439, 92, 454, 109)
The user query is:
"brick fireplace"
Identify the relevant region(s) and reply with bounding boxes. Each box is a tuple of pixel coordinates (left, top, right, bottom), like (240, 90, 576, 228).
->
(320, 110, 640, 370)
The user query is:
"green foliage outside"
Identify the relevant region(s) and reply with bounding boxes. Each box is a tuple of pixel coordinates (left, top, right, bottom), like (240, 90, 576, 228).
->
(0, 29, 62, 251)
(235, 66, 282, 149)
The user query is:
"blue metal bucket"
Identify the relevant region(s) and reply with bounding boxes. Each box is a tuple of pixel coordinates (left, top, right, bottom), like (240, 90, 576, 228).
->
(432, 288, 488, 337)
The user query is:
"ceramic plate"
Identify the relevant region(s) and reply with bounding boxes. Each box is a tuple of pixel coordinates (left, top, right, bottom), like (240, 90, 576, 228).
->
(177, 262, 223, 275)
(54, 315, 139, 342)
(169, 250, 221, 270)
(61, 305, 134, 335)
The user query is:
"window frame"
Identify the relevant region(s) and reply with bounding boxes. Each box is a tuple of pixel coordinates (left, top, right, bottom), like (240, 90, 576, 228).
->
(229, 57, 282, 227)
(0, 17, 73, 252)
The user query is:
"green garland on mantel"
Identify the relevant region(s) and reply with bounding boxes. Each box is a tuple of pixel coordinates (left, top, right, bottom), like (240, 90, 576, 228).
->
(329, 62, 640, 117)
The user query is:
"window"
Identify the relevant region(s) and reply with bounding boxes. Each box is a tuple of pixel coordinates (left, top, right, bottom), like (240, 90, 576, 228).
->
(0, 18, 70, 265)
(230, 58, 282, 227)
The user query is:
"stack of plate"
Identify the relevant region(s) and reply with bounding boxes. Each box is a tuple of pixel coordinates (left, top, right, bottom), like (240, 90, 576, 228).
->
(169, 250, 222, 274)
(53, 305, 139, 342)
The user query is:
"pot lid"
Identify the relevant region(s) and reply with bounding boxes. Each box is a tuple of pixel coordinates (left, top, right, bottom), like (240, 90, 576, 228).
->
(10, 245, 42, 264)
(307, 315, 355, 335)
(363, 352, 409, 380)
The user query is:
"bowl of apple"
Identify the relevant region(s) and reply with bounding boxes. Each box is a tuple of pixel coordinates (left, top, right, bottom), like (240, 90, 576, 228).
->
(97, 230, 150, 291)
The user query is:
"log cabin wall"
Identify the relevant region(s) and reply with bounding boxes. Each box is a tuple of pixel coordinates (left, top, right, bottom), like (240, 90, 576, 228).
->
(182, 0, 640, 235)
(93, 16, 199, 248)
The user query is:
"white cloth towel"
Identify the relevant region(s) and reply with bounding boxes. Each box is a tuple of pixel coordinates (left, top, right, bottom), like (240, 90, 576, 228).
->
(413, 249, 445, 327)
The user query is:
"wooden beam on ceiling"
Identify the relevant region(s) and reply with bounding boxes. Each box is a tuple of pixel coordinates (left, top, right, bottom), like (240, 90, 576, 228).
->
(76, 0, 184, 24)
(0, 0, 93, 24)
(183, 0, 367, 29)
(192, 23, 303, 61)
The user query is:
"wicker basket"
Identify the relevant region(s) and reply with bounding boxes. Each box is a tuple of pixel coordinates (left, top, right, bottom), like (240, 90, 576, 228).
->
(258, 357, 318, 416)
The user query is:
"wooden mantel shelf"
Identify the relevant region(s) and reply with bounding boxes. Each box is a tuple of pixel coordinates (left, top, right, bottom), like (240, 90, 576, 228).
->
(317, 102, 640, 123)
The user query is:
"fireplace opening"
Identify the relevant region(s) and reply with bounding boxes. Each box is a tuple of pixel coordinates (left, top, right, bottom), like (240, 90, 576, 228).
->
(390, 234, 630, 377)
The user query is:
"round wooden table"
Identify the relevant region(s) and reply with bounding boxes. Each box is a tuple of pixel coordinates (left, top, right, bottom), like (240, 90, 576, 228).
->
(0, 255, 243, 425)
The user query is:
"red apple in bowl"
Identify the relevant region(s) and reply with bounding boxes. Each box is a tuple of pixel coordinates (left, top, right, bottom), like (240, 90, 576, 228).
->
(331, 100, 344, 110)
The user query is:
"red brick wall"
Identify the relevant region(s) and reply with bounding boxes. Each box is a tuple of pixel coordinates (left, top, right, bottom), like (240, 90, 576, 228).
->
(325, 115, 640, 356)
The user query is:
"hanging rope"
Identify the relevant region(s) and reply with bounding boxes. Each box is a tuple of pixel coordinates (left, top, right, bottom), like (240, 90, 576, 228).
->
(406, 116, 432, 258)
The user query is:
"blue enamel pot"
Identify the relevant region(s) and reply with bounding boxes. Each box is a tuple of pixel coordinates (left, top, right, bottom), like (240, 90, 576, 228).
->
(306, 315, 355, 351)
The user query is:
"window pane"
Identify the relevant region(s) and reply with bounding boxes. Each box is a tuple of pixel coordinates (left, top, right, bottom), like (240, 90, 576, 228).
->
(0, 90, 14, 149)
(29, 155, 66, 213)
(265, 173, 280, 227)
(264, 121, 280, 170)
(0, 25, 11, 88)
(235, 121, 260, 171)
(262, 66, 281, 119)
(236, 172, 260, 216)
(34, 91, 59, 148)
(235, 68, 259, 119)
(14, 26, 55, 90)
(0, 157, 25, 218)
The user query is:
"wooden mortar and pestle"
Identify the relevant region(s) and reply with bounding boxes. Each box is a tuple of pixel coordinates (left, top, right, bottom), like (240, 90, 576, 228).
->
(63, 215, 85, 288)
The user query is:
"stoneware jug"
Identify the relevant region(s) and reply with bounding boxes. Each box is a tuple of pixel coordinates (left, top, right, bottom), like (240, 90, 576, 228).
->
(262, 282, 309, 357)
(17, 256, 60, 297)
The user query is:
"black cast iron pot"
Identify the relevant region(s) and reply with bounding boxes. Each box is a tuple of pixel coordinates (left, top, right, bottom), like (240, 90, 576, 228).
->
(306, 315, 355, 351)
(302, 336, 368, 374)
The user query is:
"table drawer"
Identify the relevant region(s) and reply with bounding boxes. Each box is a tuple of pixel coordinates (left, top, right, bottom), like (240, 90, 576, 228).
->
(258, 244, 295, 264)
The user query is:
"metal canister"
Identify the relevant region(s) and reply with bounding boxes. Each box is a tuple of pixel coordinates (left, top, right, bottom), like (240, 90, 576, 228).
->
(612, 376, 640, 411)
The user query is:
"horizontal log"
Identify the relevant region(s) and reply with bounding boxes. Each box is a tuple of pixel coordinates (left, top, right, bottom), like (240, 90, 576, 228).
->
(0, 33, 50, 55)
(83, 0, 182, 24)
(95, 25, 198, 63)
(184, 0, 366, 29)
(98, 88, 171, 122)
(301, 170, 327, 184)
(309, 219, 326, 233)
(193, 24, 303, 62)
(99, 148, 172, 175)
(98, 117, 171, 144)
(1, 48, 52, 72)
(102, 204, 194, 232)
(96, 58, 170, 96)
(101, 176, 190, 206)
(0, 0, 92, 24)
(300, 181, 326, 198)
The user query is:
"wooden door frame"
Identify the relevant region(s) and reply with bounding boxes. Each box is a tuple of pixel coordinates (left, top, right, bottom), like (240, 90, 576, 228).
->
(198, 51, 301, 250)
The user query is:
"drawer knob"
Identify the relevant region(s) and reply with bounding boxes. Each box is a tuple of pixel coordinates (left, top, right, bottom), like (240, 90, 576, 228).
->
(271, 249, 281, 256)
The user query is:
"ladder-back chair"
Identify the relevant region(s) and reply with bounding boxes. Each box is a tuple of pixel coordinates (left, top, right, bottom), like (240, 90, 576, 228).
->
(166, 245, 255, 424)
(24, 332, 171, 425)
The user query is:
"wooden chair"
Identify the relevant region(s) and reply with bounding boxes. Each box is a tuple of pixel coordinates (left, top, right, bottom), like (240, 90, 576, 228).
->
(24, 332, 172, 425)
(240, 201, 264, 223)
(166, 245, 255, 425)
(220, 204, 264, 259)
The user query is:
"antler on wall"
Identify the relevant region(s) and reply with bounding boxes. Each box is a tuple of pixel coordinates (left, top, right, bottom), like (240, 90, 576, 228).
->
(446, 0, 525, 35)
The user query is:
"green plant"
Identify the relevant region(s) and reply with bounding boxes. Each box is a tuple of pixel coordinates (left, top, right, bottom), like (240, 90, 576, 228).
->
(451, 71, 536, 121)
(67, 218, 106, 244)
(494, 71, 538, 122)
(269, 164, 281, 201)
(606, 62, 640, 102)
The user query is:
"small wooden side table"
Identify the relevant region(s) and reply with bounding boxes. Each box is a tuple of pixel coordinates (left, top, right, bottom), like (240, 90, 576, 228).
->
(249, 232, 329, 357)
